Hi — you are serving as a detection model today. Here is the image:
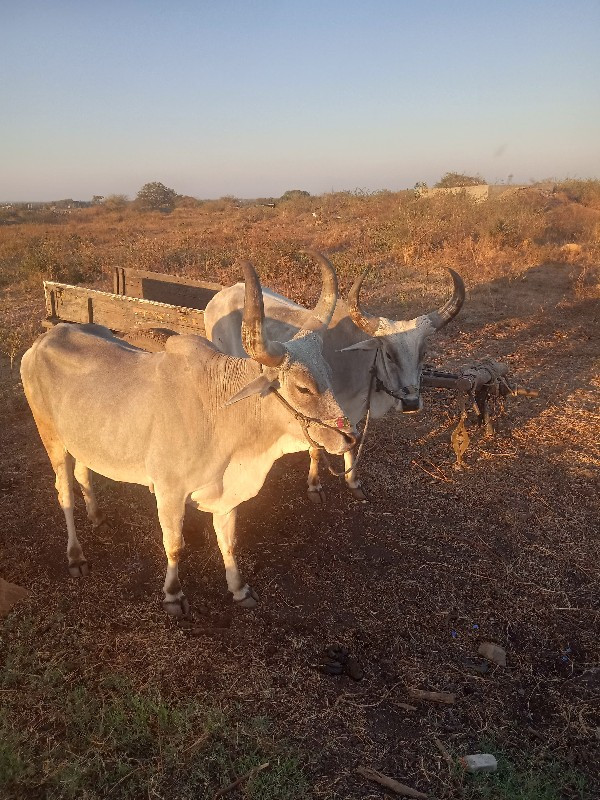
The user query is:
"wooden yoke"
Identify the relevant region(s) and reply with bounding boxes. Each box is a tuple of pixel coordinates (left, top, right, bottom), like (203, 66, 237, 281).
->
(421, 360, 539, 469)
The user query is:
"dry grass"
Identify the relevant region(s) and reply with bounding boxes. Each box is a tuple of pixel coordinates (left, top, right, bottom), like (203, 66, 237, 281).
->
(1, 180, 599, 357)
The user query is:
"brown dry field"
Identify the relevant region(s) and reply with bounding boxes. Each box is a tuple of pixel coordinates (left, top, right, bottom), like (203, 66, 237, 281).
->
(0, 194, 599, 798)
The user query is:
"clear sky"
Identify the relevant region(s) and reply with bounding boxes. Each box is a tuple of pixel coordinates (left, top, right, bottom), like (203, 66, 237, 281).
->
(1, 0, 599, 201)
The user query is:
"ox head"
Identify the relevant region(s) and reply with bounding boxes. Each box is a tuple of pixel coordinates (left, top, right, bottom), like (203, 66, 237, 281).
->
(343, 269, 465, 414)
(228, 252, 355, 455)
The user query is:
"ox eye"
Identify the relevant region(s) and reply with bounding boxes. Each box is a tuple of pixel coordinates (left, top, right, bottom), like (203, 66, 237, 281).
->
(297, 385, 312, 395)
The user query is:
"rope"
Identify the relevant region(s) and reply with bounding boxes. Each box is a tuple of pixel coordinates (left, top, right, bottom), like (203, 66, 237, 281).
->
(318, 357, 378, 477)
(320, 401, 373, 477)
(267, 389, 354, 448)
(267, 354, 379, 479)
(370, 347, 406, 401)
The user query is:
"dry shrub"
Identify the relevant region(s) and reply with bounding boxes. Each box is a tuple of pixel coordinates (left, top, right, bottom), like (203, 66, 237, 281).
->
(557, 178, 600, 209)
(544, 202, 600, 244)
(1, 179, 600, 358)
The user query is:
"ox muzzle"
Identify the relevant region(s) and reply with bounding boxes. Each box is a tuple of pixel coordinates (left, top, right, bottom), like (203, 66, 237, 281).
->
(370, 355, 424, 414)
(375, 378, 423, 413)
(400, 394, 422, 413)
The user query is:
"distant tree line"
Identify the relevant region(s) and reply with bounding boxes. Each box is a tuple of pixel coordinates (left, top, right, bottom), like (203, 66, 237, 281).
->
(4, 176, 501, 218)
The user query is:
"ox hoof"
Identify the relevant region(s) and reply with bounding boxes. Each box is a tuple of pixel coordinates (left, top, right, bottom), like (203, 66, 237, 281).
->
(68, 560, 90, 578)
(235, 586, 259, 608)
(307, 487, 326, 505)
(348, 483, 368, 503)
(92, 514, 109, 532)
(163, 595, 190, 618)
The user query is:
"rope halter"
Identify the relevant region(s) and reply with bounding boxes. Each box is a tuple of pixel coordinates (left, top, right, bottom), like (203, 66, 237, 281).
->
(267, 387, 355, 452)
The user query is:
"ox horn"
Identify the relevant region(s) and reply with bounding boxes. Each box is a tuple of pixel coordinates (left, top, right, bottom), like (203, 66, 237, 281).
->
(300, 250, 339, 331)
(241, 261, 286, 367)
(427, 269, 465, 330)
(348, 270, 381, 335)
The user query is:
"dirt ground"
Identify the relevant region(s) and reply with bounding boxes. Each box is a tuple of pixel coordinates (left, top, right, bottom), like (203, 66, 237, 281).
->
(1, 260, 599, 798)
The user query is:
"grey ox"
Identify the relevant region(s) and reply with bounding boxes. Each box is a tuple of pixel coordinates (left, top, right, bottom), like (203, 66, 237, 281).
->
(20, 260, 355, 614)
(205, 253, 464, 502)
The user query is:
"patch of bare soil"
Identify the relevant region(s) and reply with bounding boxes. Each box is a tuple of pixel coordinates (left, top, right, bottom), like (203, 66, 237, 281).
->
(1, 262, 598, 798)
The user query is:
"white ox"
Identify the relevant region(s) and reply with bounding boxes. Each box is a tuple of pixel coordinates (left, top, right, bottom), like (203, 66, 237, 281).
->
(20, 261, 354, 614)
(205, 253, 464, 502)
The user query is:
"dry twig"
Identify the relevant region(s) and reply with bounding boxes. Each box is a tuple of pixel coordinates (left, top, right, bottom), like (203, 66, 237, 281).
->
(213, 762, 270, 798)
(433, 736, 454, 768)
(411, 459, 452, 483)
(408, 689, 455, 705)
(356, 766, 428, 798)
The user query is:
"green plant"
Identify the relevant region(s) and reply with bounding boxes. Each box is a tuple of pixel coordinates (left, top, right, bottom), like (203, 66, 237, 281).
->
(135, 182, 180, 212)
(461, 749, 589, 800)
(280, 189, 311, 201)
(0, 714, 32, 788)
(0, 615, 309, 800)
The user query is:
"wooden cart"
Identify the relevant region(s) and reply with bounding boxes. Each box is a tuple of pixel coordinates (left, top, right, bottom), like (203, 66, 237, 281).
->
(43, 267, 222, 350)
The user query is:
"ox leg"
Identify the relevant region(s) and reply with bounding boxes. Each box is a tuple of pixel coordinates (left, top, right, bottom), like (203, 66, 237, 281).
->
(24, 405, 88, 576)
(74, 461, 107, 529)
(212, 509, 258, 608)
(307, 446, 326, 505)
(156, 495, 189, 617)
(344, 449, 368, 502)
(54, 452, 89, 577)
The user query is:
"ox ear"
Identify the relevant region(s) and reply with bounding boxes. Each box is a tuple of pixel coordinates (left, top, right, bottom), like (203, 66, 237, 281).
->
(339, 337, 381, 352)
(225, 375, 280, 406)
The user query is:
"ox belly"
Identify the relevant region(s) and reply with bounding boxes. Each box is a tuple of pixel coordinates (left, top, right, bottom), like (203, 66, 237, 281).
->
(36, 377, 155, 487)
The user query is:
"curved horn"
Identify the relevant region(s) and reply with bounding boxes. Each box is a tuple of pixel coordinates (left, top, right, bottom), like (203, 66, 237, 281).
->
(427, 269, 465, 330)
(240, 261, 286, 367)
(348, 270, 381, 335)
(302, 250, 339, 329)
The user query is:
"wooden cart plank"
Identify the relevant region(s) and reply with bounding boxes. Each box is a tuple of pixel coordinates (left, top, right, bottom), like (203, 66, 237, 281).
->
(113, 267, 222, 310)
(44, 282, 208, 338)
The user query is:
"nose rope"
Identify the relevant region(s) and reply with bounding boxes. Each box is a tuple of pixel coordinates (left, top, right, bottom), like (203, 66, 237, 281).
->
(318, 355, 380, 477)
(268, 349, 386, 478)
(295, 350, 379, 477)
(268, 388, 368, 477)
(371, 348, 406, 401)
(321, 387, 374, 476)
(308, 353, 381, 477)
(322, 347, 422, 478)
(374, 374, 404, 400)
(267, 389, 355, 451)
(370, 348, 422, 406)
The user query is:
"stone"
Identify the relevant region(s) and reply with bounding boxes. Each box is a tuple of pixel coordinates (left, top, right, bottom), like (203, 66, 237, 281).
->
(326, 644, 349, 665)
(461, 754, 498, 773)
(478, 641, 507, 666)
